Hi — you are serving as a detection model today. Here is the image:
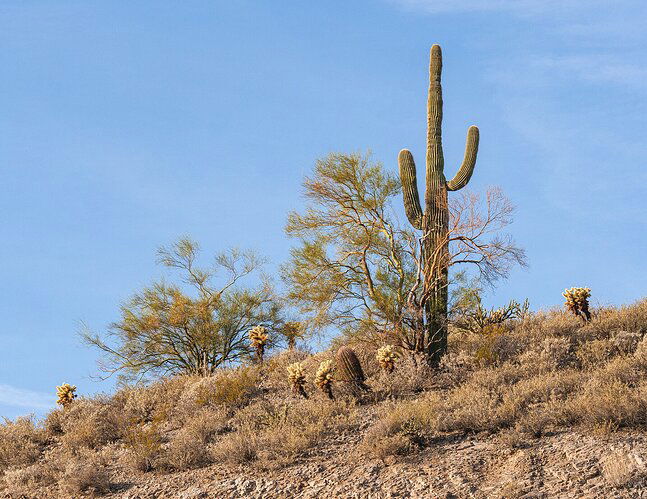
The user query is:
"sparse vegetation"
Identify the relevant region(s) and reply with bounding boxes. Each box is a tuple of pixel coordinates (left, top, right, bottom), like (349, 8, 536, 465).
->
(2, 298, 647, 496)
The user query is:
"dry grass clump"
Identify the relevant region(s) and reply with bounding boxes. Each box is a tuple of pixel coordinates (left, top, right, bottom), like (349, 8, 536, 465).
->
(181, 366, 261, 411)
(114, 375, 188, 425)
(59, 398, 124, 451)
(361, 397, 437, 459)
(162, 408, 228, 470)
(369, 353, 435, 398)
(122, 420, 163, 472)
(601, 450, 645, 488)
(209, 427, 259, 464)
(57, 450, 110, 496)
(212, 397, 357, 468)
(0, 416, 47, 471)
(2, 461, 58, 497)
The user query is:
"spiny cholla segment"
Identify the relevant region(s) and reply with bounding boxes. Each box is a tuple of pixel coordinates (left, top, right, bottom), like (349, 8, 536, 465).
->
(563, 287, 592, 321)
(249, 325, 268, 362)
(286, 362, 308, 398)
(376, 345, 399, 373)
(56, 383, 77, 408)
(314, 360, 334, 399)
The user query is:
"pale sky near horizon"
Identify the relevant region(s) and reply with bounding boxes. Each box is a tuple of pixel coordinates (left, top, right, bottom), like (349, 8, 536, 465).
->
(1, 0, 645, 419)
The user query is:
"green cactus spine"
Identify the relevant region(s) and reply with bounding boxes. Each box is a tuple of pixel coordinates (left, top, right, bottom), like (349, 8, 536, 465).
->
(398, 45, 480, 365)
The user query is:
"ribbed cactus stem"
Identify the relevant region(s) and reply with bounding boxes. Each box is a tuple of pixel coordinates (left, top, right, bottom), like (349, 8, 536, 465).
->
(398, 150, 423, 230)
(447, 126, 479, 191)
(336, 346, 369, 392)
(397, 44, 480, 365)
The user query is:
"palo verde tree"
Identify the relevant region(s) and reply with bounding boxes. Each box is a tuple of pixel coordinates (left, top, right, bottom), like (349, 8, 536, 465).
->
(83, 239, 282, 382)
(282, 152, 418, 343)
(283, 152, 524, 361)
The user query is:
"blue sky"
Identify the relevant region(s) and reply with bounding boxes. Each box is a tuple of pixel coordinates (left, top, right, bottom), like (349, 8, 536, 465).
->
(1, 0, 645, 419)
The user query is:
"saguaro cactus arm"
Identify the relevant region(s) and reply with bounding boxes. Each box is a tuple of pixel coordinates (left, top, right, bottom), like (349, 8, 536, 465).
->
(446, 126, 480, 191)
(398, 149, 423, 230)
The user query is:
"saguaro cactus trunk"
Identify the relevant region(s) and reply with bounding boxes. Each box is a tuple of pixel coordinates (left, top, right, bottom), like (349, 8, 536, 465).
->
(398, 45, 480, 365)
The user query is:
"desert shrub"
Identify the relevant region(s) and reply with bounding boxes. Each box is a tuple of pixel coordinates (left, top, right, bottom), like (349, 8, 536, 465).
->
(209, 427, 259, 464)
(179, 366, 261, 412)
(2, 462, 58, 497)
(601, 450, 644, 488)
(576, 339, 614, 370)
(369, 353, 434, 398)
(495, 370, 583, 428)
(43, 408, 66, 438)
(163, 430, 210, 471)
(222, 398, 357, 467)
(361, 397, 439, 458)
(57, 450, 110, 496)
(113, 376, 193, 427)
(538, 336, 574, 369)
(122, 421, 163, 472)
(565, 378, 647, 428)
(612, 331, 643, 354)
(589, 299, 647, 338)
(473, 326, 522, 366)
(162, 409, 227, 470)
(0, 416, 47, 471)
(525, 309, 582, 340)
(59, 398, 124, 451)
(436, 382, 500, 433)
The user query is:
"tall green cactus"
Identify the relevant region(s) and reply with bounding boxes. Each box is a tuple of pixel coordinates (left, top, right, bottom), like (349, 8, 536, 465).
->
(398, 45, 479, 365)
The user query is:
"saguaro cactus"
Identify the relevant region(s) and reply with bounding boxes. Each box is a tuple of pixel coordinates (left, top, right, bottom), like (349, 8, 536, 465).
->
(398, 45, 479, 365)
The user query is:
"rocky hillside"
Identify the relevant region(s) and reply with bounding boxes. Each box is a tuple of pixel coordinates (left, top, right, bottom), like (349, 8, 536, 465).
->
(2, 300, 647, 498)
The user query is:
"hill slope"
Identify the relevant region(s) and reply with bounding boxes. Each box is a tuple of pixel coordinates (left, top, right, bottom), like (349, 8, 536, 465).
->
(2, 300, 647, 498)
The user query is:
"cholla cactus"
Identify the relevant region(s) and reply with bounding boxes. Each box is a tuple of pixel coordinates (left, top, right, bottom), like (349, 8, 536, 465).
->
(376, 345, 399, 373)
(56, 383, 77, 408)
(249, 325, 269, 363)
(314, 360, 334, 400)
(286, 362, 308, 399)
(563, 287, 591, 321)
(455, 299, 530, 334)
